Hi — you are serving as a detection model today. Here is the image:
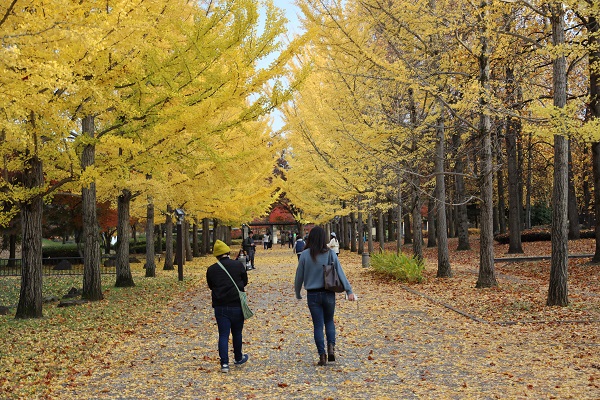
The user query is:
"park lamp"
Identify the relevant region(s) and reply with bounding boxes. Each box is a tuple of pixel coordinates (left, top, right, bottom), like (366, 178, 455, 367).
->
(174, 208, 185, 281)
(174, 208, 185, 222)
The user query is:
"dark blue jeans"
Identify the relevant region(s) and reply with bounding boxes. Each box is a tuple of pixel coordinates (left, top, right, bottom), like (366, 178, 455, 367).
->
(307, 291, 336, 355)
(214, 306, 244, 365)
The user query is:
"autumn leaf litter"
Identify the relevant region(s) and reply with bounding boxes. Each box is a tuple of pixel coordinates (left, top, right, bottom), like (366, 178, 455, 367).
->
(3, 240, 599, 399)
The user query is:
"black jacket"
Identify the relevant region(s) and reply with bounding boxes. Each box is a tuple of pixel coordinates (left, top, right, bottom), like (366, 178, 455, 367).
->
(206, 256, 248, 307)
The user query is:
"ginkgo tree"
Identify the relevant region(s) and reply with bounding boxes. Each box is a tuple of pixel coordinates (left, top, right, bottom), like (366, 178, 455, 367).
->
(0, 0, 302, 318)
(283, 0, 598, 306)
(1, 0, 89, 318)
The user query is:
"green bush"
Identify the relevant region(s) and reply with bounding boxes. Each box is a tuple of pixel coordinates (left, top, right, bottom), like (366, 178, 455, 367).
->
(42, 243, 80, 258)
(531, 202, 552, 226)
(494, 228, 595, 244)
(370, 251, 424, 283)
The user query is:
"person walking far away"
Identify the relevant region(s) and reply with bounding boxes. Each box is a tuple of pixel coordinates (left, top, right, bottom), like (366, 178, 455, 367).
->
(327, 232, 340, 256)
(206, 240, 250, 373)
(294, 226, 356, 366)
(243, 230, 256, 270)
(263, 233, 269, 250)
(294, 235, 305, 260)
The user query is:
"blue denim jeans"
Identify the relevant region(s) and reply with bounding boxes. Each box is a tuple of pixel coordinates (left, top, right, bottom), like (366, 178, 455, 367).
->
(307, 291, 336, 355)
(214, 306, 244, 365)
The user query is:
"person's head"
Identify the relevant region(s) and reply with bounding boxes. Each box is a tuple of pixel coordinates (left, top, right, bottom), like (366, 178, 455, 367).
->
(306, 226, 328, 260)
(331, 232, 336, 238)
(213, 240, 230, 259)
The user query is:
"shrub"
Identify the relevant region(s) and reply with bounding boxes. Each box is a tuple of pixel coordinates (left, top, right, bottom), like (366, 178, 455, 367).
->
(531, 202, 552, 226)
(42, 244, 80, 258)
(494, 228, 595, 244)
(370, 251, 424, 283)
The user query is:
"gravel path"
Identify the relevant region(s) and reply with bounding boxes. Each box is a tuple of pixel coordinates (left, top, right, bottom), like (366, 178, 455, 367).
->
(56, 247, 599, 399)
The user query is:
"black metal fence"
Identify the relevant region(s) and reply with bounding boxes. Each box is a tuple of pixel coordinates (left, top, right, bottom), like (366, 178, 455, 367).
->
(0, 256, 117, 276)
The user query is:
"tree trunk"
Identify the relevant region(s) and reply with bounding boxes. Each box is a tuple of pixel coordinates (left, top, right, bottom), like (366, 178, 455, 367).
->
(202, 218, 210, 255)
(367, 211, 374, 254)
(505, 68, 524, 254)
(592, 143, 600, 263)
(582, 147, 592, 229)
(8, 233, 17, 267)
(387, 208, 394, 242)
(102, 232, 111, 255)
(590, 14, 600, 262)
(567, 140, 580, 239)
(447, 201, 455, 238)
(435, 111, 451, 278)
(81, 115, 103, 301)
(213, 219, 220, 247)
(403, 213, 412, 245)
(115, 189, 134, 287)
(397, 177, 403, 253)
(525, 133, 533, 229)
(350, 212, 357, 252)
(16, 155, 44, 319)
(497, 128, 507, 234)
(185, 220, 193, 261)
(427, 194, 437, 248)
(453, 133, 470, 250)
(156, 224, 163, 254)
(192, 221, 200, 257)
(377, 209, 385, 252)
(411, 163, 423, 261)
(476, 13, 497, 288)
(342, 215, 349, 250)
(357, 196, 364, 254)
(163, 205, 174, 270)
(547, 3, 569, 306)
(145, 197, 156, 278)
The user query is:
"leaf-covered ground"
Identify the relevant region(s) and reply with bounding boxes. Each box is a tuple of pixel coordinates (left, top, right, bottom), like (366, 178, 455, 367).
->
(2, 239, 599, 399)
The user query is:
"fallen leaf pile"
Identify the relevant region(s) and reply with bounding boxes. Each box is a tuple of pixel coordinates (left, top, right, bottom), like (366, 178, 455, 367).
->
(0, 238, 598, 399)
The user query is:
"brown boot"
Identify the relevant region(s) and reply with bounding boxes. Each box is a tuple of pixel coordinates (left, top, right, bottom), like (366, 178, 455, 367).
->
(317, 353, 327, 366)
(327, 343, 335, 362)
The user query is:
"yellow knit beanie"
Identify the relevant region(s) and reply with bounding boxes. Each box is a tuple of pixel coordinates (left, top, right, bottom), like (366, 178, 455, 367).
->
(213, 240, 231, 257)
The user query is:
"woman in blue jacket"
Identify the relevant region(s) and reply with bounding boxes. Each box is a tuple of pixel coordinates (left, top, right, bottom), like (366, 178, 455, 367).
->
(294, 226, 356, 366)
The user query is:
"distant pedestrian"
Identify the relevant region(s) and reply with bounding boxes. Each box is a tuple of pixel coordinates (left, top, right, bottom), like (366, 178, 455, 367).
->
(294, 226, 356, 366)
(288, 232, 293, 248)
(263, 233, 269, 250)
(327, 232, 340, 256)
(294, 236, 305, 260)
(242, 231, 256, 270)
(206, 240, 250, 373)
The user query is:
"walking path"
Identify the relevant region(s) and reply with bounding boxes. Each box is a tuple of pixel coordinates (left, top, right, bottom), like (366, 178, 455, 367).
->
(57, 247, 599, 399)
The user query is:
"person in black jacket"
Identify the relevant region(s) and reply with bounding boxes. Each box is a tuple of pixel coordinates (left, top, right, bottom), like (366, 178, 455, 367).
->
(242, 230, 256, 270)
(206, 240, 249, 373)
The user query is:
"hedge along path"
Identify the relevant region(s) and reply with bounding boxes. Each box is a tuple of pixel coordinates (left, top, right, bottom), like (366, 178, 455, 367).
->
(55, 246, 599, 399)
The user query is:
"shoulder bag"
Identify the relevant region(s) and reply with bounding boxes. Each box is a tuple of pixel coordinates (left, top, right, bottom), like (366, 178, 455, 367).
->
(217, 261, 254, 319)
(323, 250, 345, 293)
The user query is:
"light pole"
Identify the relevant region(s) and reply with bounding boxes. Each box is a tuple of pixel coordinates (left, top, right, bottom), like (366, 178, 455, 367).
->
(175, 208, 185, 281)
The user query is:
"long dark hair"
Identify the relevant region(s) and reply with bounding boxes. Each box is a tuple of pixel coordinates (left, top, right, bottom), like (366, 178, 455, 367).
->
(305, 226, 328, 261)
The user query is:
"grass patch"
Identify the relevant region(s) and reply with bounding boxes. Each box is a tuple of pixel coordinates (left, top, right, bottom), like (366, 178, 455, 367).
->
(0, 255, 212, 399)
(370, 251, 424, 283)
